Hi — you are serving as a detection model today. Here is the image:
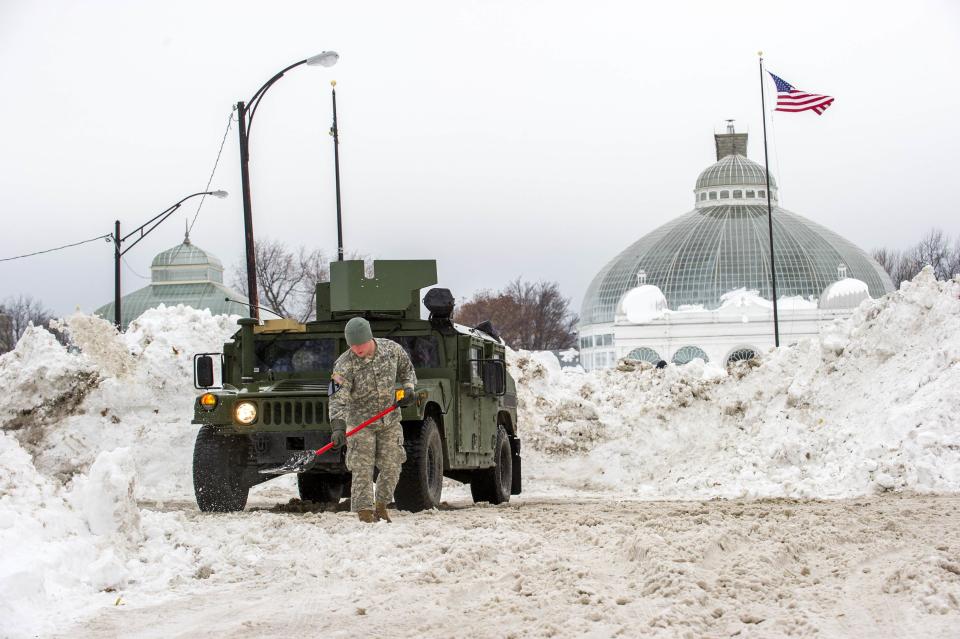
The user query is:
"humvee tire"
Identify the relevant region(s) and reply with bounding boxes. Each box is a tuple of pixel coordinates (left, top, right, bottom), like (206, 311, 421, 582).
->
(470, 425, 512, 505)
(298, 473, 347, 509)
(395, 416, 444, 512)
(193, 425, 250, 512)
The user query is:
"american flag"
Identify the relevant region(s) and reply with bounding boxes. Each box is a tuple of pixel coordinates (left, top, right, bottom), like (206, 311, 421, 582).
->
(768, 71, 834, 115)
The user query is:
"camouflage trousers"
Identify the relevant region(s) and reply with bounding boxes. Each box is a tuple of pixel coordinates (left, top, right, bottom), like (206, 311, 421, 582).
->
(345, 420, 407, 512)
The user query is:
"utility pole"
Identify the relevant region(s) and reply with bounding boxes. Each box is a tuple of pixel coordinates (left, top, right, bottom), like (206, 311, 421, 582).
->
(236, 99, 259, 319)
(331, 80, 344, 261)
(114, 220, 122, 328)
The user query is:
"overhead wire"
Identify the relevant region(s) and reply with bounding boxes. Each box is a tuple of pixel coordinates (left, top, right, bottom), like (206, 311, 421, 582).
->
(189, 111, 235, 235)
(1, 110, 234, 283)
(122, 256, 150, 280)
(151, 110, 235, 269)
(0, 233, 113, 263)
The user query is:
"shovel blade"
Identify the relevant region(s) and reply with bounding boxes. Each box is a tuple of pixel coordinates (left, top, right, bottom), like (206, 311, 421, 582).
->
(259, 451, 317, 475)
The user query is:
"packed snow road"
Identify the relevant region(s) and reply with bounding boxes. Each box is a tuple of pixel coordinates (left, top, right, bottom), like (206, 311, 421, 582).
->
(57, 491, 960, 639)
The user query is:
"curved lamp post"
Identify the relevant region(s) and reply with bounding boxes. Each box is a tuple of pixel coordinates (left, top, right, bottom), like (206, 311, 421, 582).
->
(237, 51, 339, 319)
(113, 190, 228, 328)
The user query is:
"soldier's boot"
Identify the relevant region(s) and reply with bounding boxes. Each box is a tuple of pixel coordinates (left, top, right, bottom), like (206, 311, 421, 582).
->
(358, 509, 377, 523)
(375, 502, 392, 523)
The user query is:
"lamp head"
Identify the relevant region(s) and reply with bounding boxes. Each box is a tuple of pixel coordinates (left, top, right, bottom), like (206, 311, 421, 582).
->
(210, 190, 229, 199)
(306, 51, 339, 67)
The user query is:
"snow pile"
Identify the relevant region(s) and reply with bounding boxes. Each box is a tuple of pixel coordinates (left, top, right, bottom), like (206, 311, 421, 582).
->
(1, 305, 239, 497)
(514, 267, 960, 498)
(0, 305, 242, 637)
(1, 434, 136, 634)
(717, 287, 818, 311)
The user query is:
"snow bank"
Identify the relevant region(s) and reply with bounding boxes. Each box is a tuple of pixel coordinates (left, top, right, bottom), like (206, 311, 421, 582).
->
(0, 305, 241, 636)
(1, 305, 239, 497)
(2, 270, 958, 506)
(514, 267, 960, 498)
(1, 434, 136, 635)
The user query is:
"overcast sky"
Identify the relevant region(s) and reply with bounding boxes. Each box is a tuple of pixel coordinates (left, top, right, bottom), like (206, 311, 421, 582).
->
(1, 0, 958, 318)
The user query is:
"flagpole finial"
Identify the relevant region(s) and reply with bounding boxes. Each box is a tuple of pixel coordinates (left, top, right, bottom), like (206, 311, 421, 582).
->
(758, 50, 763, 57)
(330, 79, 337, 88)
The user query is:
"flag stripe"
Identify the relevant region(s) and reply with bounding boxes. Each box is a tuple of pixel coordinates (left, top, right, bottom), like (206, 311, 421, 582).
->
(777, 98, 834, 110)
(778, 96, 833, 107)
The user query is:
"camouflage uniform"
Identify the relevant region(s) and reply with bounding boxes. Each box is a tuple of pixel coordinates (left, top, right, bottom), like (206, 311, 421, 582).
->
(329, 338, 417, 512)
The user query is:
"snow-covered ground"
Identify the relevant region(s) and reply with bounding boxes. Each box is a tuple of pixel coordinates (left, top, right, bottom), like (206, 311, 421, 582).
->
(2, 268, 960, 638)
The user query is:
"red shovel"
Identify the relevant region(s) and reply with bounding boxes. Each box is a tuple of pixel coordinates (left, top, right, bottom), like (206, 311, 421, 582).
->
(259, 390, 404, 475)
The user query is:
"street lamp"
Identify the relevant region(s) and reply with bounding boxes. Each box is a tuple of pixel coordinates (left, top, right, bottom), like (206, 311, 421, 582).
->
(236, 51, 339, 320)
(112, 190, 228, 329)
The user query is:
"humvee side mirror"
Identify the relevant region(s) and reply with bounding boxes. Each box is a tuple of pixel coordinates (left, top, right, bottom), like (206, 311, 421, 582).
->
(193, 353, 222, 389)
(482, 360, 506, 396)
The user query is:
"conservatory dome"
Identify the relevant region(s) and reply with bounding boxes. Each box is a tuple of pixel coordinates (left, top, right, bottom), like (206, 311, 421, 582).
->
(580, 125, 894, 327)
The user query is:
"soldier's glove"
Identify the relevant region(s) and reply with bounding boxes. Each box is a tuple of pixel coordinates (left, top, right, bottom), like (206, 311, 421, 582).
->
(398, 387, 417, 408)
(330, 419, 347, 449)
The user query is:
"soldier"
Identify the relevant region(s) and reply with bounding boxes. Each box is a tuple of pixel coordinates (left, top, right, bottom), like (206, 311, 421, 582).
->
(329, 317, 417, 523)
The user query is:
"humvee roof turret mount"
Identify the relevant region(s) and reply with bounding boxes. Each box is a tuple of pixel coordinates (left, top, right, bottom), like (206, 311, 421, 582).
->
(191, 260, 520, 513)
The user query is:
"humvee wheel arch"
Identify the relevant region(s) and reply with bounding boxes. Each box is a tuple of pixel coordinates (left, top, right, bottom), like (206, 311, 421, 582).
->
(193, 425, 250, 512)
(395, 414, 444, 512)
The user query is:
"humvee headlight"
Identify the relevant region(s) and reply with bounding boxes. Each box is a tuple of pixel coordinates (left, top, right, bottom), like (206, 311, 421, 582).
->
(234, 401, 257, 425)
(199, 393, 218, 411)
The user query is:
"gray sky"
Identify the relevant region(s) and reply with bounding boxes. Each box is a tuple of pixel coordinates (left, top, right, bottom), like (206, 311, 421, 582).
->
(1, 0, 958, 318)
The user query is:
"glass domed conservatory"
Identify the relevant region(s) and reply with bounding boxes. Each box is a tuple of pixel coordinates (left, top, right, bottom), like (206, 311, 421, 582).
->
(95, 232, 247, 330)
(579, 125, 894, 370)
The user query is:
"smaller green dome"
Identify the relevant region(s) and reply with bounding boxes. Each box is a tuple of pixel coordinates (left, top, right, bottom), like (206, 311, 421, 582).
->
(151, 241, 223, 269)
(695, 155, 777, 190)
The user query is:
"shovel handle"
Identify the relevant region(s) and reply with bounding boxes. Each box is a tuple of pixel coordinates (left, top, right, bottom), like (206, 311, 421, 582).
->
(310, 402, 399, 458)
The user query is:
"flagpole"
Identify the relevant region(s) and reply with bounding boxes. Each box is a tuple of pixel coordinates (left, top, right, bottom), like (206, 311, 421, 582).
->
(758, 52, 781, 348)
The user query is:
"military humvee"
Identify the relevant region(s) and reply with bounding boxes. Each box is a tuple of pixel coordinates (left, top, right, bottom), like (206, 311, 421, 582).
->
(191, 260, 520, 513)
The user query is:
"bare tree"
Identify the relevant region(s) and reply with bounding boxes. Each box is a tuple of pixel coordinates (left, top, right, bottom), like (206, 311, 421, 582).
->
(0, 295, 56, 354)
(454, 278, 578, 350)
(870, 247, 899, 282)
(913, 228, 951, 281)
(230, 238, 373, 321)
(871, 247, 919, 289)
(873, 227, 957, 288)
(949, 236, 960, 280)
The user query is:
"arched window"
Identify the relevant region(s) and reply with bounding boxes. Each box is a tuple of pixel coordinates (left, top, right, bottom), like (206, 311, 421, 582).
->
(726, 348, 757, 367)
(672, 346, 709, 365)
(746, 190, 755, 198)
(719, 190, 730, 199)
(625, 347, 661, 364)
(732, 190, 742, 199)
(709, 192, 718, 200)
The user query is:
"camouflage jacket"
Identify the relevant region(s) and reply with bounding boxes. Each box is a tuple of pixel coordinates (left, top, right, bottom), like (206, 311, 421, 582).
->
(329, 338, 417, 428)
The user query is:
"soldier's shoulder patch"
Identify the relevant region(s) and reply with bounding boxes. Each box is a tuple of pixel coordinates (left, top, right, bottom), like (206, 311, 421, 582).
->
(332, 372, 345, 385)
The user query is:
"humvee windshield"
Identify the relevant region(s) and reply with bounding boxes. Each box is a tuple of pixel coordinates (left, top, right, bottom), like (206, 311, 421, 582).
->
(253, 334, 441, 375)
(255, 338, 337, 374)
(388, 335, 441, 367)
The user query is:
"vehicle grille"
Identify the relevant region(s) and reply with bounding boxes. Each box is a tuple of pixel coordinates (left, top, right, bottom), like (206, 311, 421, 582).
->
(261, 400, 326, 426)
